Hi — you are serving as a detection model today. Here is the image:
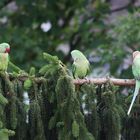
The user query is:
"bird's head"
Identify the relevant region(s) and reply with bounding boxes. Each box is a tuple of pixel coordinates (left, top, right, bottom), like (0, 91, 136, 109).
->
(132, 51, 140, 59)
(71, 50, 84, 62)
(0, 43, 10, 53)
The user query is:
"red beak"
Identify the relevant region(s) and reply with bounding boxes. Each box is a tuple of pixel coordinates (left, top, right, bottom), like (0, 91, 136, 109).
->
(5, 48, 10, 53)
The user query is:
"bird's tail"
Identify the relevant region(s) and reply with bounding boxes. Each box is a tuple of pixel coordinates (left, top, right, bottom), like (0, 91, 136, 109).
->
(127, 80, 140, 115)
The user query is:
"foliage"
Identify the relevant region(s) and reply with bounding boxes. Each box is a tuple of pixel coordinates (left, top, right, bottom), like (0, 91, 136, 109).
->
(110, 12, 140, 48)
(0, 52, 139, 140)
(0, 1, 140, 139)
(0, 0, 137, 78)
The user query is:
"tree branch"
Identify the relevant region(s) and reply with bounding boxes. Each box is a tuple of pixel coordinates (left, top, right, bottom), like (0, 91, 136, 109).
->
(110, 5, 130, 13)
(9, 72, 136, 86)
(73, 78, 135, 86)
(110, 0, 136, 13)
(9, 74, 46, 83)
(0, 0, 13, 10)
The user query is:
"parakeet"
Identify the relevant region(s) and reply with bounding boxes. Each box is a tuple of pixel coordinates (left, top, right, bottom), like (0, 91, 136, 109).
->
(0, 43, 10, 71)
(127, 51, 140, 115)
(71, 50, 90, 79)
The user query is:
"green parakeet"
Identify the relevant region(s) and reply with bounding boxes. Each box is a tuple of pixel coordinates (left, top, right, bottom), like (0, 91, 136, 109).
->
(71, 50, 90, 79)
(127, 51, 140, 115)
(0, 43, 10, 71)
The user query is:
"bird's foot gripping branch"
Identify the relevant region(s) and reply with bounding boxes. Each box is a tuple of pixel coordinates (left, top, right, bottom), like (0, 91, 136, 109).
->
(0, 52, 139, 140)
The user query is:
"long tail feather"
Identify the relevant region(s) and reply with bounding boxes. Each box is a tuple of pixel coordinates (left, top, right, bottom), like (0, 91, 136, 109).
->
(127, 80, 140, 115)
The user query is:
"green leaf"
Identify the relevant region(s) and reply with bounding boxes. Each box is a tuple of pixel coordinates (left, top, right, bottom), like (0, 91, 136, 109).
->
(0, 93, 8, 105)
(72, 120, 79, 138)
(24, 78, 32, 90)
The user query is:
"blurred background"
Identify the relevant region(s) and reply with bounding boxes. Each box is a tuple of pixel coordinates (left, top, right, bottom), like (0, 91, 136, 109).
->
(0, 0, 140, 78)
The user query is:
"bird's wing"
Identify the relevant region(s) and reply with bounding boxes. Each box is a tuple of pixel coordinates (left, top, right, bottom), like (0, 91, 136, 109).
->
(132, 58, 140, 77)
(0, 53, 9, 71)
(86, 61, 90, 75)
(72, 63, 76, 78)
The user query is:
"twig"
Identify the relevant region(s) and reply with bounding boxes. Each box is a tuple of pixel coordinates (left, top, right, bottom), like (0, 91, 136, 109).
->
(73, 78, 135, 86)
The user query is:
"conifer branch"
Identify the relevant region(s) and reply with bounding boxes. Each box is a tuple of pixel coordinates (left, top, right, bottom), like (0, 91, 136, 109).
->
(9, 74, 46, 83)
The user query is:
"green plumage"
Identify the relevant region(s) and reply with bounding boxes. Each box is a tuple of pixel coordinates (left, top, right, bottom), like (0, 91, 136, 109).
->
(0, 43, 10, 71)
(71, 50, 90, 79)
(0, 54, 9, 71)
(127, 52, 140, 115)
(132, 57, 140, 78)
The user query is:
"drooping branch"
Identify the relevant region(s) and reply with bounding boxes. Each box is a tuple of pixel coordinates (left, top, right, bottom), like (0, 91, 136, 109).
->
(73, 78, 135, 86)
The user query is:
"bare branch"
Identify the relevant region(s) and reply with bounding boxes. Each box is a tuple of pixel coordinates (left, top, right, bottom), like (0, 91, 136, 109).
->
(110, 0, 137, 13)
(9, 73, 136, 86)
(0, 0, 13, 10)
(74, 78, 135, 86)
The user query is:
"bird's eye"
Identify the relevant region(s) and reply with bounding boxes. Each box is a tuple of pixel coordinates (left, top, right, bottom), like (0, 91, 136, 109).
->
(76, 58, 80, 61)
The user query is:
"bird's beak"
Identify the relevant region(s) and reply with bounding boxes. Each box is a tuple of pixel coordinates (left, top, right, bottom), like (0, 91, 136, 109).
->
(5, 48, 10, 53)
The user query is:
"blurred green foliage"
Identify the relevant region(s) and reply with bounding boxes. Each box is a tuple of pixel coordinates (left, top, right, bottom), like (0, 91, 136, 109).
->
(0, 0, 139, 77)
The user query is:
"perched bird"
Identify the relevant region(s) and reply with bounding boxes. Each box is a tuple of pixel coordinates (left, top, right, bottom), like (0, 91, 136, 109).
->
(0, 43, 10, 71)
(127, 51, 140, 115)
(71, 50, 90, 79)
